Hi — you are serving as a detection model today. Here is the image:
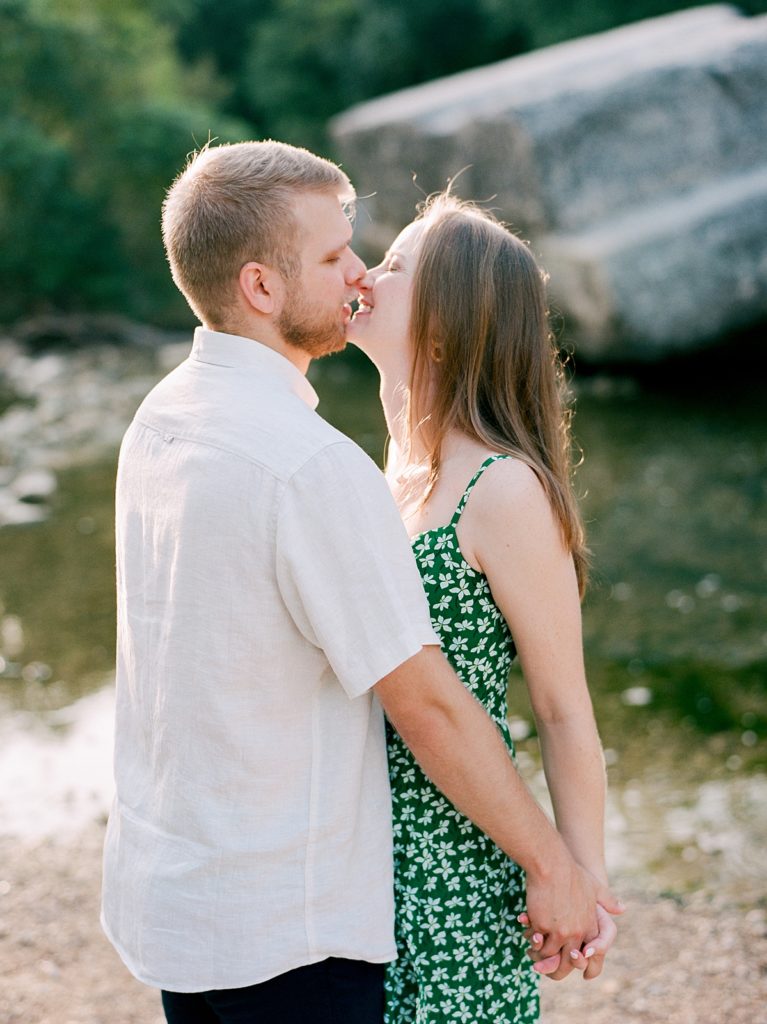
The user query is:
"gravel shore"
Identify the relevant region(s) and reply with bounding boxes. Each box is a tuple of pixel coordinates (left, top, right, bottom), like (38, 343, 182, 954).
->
(1, 825, 765, 1024)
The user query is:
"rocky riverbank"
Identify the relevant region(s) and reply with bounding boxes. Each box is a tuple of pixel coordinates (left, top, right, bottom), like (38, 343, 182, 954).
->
(0, 824, 765, 1024)
(0, 333, 188, 528)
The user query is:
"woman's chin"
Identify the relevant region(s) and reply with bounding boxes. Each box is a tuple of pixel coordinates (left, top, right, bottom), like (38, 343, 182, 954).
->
(346, 322, 371, 352)
(346, 324, 408, 374)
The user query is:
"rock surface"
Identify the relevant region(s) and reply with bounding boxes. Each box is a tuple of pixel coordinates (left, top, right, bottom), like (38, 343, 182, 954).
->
(331, 5, 767, 361)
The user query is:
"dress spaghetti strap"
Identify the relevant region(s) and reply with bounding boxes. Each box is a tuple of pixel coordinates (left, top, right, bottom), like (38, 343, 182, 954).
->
(449, 454, 512, 527)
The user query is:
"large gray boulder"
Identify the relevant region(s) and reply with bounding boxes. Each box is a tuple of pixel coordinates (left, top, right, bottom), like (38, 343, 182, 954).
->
(330, 5, 767, 361)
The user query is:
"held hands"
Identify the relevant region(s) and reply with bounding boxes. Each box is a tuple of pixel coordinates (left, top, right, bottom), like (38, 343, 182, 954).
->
(520, 862, 624, 982)
(518, 903, 620, 980)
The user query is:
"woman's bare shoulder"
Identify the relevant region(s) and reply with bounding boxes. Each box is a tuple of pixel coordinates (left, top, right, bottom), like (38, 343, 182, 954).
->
(464, 456, 570, 579)
(472, 454, 550, 516)
(461, 453, 561, 551)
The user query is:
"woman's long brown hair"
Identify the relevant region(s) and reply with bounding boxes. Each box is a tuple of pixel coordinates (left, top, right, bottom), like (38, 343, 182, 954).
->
(405, 193, 589, 595)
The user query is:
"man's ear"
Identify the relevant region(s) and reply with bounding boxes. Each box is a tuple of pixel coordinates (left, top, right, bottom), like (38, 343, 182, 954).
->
(239, 262, 283, 315)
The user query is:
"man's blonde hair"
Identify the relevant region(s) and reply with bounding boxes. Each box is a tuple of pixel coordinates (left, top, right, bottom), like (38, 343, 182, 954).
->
(162, 140, 355, 326)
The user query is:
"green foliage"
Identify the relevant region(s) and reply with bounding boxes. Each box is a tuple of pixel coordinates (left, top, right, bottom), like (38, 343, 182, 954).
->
(0, 114, 126, 315)
(230, 0, 530, 150)
(0, 0, 249, 323)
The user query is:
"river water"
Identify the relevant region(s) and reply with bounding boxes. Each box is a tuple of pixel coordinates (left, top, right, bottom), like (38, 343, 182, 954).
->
(0, 340, 764, 904)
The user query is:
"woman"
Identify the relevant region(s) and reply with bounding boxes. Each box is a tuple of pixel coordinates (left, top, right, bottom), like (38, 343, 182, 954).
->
(348, 194, 616, 1023)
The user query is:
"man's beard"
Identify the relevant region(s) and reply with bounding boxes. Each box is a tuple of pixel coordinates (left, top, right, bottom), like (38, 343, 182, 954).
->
(278, 290, 347, 358)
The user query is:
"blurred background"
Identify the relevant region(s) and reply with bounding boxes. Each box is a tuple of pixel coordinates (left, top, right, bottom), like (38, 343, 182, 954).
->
(0, 1, 766, 1021)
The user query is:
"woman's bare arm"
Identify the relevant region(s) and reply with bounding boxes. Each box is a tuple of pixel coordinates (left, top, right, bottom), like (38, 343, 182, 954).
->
(466, 459, 623, 979)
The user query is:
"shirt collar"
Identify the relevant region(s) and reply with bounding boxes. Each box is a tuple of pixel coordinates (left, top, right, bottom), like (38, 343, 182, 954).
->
(191, 327, 319, 410)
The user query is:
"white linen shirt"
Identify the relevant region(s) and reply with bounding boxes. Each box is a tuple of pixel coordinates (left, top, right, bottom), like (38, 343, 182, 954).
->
(101, 327, 439, 992)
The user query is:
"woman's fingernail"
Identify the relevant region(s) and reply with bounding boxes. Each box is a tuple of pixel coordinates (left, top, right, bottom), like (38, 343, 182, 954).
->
(517, 913, 529, 924)
(569, 950, 580, 960)
(533, 963, 544, 974)
(584, 947, 596, 958)
(533, 933, 543, 945)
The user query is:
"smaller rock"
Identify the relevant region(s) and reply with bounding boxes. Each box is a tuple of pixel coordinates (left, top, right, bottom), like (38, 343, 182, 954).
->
(10, 469, 57, 502)
(0, 496, 48, 526)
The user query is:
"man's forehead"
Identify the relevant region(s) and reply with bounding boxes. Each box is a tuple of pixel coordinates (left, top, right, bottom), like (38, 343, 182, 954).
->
(292, 190, 351, 241)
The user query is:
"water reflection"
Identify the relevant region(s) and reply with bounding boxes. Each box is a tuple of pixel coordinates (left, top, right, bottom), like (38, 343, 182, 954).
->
(1, 679, 763, 908)
(0, 685, 114, 838)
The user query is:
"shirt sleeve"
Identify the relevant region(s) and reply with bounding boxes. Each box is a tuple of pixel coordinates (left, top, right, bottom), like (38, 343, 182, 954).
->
(275, 441, 440, 698)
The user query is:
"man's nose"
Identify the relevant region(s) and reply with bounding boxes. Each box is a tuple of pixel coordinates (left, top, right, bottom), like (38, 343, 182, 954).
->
(346, 248, 367, 285)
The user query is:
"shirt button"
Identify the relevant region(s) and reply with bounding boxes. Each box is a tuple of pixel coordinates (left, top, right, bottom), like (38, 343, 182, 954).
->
(163, 433, 174, 443)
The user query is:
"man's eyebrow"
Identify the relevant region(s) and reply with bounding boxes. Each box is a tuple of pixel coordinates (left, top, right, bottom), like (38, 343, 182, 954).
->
(323, 231, 354, 259)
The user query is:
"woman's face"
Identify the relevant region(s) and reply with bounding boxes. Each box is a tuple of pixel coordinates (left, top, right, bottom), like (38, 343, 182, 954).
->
(347, 219, 426, 365)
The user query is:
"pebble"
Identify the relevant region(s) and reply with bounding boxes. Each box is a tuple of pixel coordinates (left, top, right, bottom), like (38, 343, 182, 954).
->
(38, 959, 61, 978)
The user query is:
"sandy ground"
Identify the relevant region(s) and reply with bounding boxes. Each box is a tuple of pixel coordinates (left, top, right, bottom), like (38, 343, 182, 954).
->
(1, 825, 766, 1024)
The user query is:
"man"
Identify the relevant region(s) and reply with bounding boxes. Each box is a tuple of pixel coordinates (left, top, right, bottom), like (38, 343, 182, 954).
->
(102, 141, 618, 1024)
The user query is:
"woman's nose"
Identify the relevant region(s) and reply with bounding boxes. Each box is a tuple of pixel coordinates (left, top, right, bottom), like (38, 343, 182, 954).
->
(357, 269, 374, 292)
(358, 260, 385, 292)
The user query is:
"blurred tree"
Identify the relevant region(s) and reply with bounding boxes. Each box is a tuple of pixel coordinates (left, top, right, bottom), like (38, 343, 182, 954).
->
(0, 115, 128, 315)
(239, 0, 529, 149)
(169, 0, 276, 127)
(502, 0, 709, 48)
(0, 0, 249, 324)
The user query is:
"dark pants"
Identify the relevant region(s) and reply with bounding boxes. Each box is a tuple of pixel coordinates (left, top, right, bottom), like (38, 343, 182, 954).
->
(161, 957, 385, 1024)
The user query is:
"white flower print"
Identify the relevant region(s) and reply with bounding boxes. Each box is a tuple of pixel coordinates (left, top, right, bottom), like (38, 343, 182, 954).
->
(385, 458, 538, 1024)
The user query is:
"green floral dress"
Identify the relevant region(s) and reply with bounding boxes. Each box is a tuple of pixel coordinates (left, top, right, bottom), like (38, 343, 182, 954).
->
(384, 456, 540, 1024)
